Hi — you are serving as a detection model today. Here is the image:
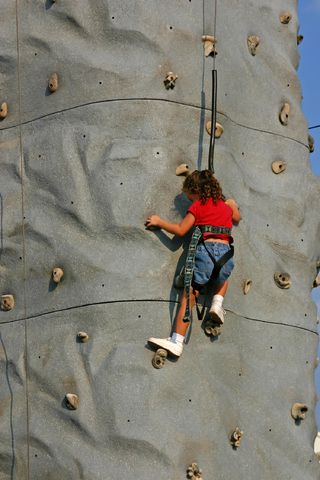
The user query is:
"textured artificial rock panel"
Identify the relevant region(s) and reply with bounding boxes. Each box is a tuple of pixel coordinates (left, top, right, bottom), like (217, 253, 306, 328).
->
(0, 0, 320, 479)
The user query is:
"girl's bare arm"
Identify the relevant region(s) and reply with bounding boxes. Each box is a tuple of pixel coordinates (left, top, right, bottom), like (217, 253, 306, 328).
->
(225, 198, 241, 223)
(145, 212, 195, 237)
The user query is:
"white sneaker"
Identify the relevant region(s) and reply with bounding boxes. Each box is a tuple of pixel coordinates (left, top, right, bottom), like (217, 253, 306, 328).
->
(148, 337, 183, 357)
(209, 304, 226, 325)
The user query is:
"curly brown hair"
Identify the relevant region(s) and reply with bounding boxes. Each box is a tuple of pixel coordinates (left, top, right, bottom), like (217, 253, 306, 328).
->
(182, 170, 225, 203)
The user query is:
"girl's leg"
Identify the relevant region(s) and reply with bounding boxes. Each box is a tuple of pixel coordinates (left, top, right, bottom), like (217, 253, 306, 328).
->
(173, 287, 198, 336)
(209, 281, 228, 324)
(214, 280, 228, 297)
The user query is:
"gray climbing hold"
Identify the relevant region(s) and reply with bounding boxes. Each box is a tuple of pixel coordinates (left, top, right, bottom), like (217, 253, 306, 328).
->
(243, 279, 252, 295)
(204, 321, 223, 337)
(291, 403, 308, 421)
(274, 272, 291, 289)
(279, 103, 290, 126)
(186, 463, 203, 480)
(164, 72, 178, 90)
(77, 331, 89, 343)
(247, 35, 260, 56)
(279, 12, 292, 24)
(0, 294, 15, 311)
(297, 35, 304, 45)
(202, 35, 217, 57)
(0, 102, 8, 120)
(152, 348, 167, 369)
(271, 160, 287, 174)
(308, 135, 314, 153)
(230, 427, 243, 448)
(206, 121, 224, 138)
(65, 393, 79, 410)
(175, 164, 190, 176)
(48, 73, 59, 93)
(52, 267, 64, 283)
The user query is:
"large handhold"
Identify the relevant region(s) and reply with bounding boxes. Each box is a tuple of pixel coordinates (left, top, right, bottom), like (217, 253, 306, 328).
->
(279, 12, 292, 24)
(175, 164, 190, 177)
(65, 393, 79, 410)
(0, 294, 15, 311)
(164, 72, 178, 90)
(206, 121, 224, 138)
(247, 35, 260, 56)
(151, 348, 167, 369)
(279, 103, 290, 126)
(0, 102, 8, 120)
(274, 272, 291, 289)
(271, 160, 287, 174)
(202, 35, 217, 57)
(291, 403, 308, 421)
(230, 427, 243, 448)
(308, 135, 315, 153)
(52, 267, 64, 283)
(77, 331, 89, 343)
(48, 73, 59, 93)
(186, 463, 203, 480)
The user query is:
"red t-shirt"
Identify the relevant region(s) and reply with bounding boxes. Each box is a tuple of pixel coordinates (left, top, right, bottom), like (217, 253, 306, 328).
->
(187, 198, 233, 241)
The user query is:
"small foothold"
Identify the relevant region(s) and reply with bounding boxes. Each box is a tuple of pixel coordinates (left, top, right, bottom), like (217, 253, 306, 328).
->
(204, 319, 223, 337)
(316, 260, 320, 270)
(164, 72, 178, 90)
(247, 35, 260, 56)
(77, 331, 89, 343)
(291, 403, 308, 421)
(243, 279, 252, 295)
(314, 432, 320, 458)
(206, 121, 224, 138)
(0, 294, 15, 312)
(0, 102, 8, 120)
(202, 35, 217, 57)
(308, 135, 315, 153)
(313, 276, 320, 288)
(176, 164, 190, 177)
(280, 12, 292, 24)
(279, 103, 290, 126)
(271, 160, 287, 174)
(230, 427, 243, 448)
(65, 393, 79, 410)
(274, 272, 291, 289)
(186, 463, 203, 480)
(48, 73, 59, 93)
(52, 267, 64, 283)
(152, 348, 167, 369)
(297, 35, 304, 45)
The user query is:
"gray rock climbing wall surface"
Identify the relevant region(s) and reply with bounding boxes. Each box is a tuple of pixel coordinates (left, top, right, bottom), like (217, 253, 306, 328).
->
(1, 0, 320, 478)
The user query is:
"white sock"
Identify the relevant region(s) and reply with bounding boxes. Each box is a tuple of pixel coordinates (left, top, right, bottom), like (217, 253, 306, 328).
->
(212, 294, 224, 308)
(171, 332, 185, 344)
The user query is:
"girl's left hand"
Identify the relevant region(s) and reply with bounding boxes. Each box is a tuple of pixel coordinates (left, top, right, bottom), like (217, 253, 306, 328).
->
(145, 215, 161, 228)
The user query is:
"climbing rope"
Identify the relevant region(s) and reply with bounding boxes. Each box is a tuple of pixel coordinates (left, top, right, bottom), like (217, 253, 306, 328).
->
(207, 0, 218, 173)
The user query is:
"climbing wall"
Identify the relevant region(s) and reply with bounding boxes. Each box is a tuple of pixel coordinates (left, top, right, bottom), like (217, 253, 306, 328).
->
(0, 0, 320, 478)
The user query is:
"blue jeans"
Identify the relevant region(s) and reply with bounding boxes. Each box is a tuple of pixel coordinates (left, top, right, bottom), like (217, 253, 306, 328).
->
(192, 242, 234, 287)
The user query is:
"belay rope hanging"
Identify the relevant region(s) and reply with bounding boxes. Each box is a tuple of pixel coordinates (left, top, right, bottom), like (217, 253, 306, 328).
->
(208, 0, 218, 173)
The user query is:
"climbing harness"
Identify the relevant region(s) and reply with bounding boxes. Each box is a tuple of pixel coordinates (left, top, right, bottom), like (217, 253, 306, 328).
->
(183, 225, 233, 323)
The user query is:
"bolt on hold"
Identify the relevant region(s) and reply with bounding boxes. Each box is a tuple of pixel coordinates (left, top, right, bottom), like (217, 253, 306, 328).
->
(65, 393, 79, 410)
(186, 463, 203, 480)
(202, 35, 217, 57)
(279, 103, 290, 126)
(280, 12, 292, 24)
(0, 102, 8, 120)
(48, 73, 59, 93)
(176, 164, 190, 176)
(274, 272, 291, 289)
(52, 267, 64, 283)
(206, 121, 224, 138)
(230, 427, 243, 448)
(0, 294, 15, 311)
(247, 35, 260, 56)
(164, 72, 178, 90)
(291, 403, 308, 421)
(271, 160, 287, 174)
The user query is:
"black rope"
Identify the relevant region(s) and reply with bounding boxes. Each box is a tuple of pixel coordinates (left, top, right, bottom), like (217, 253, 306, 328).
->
(309, 124, 320, 130)
(208, 69, 217, 173)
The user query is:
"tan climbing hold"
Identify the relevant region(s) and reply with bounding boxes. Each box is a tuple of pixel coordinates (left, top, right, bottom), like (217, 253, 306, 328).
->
(77, 331, 89, 343)
(0, 102, 8, 120)
(230, 427, 243, 448)
(206, 121, 224, 138)
(297, 35, 304, 45)
(291, 403, 308, 421)
(274, 272, 291, 289)
(175, 164, 190, 177)
(164, 72, 178, 90)
(202, 35, 217, 57)
(279, 103, 290, 126)
(308, 135, 315, 153)
(0, 294, 15, 312)
(247, 35, 260, 56)
(52, 267, 64, 283)
(186, 463, 203, 480)
(313, 276, 320, 288)
(280, 12, 292, 24)
(314, 432, 320, 459)
(271, 160, 287, 174)
(65, 393, 79, 410)
(243, 279, 252, 295)
(48, 73, 59, 93)
(152, 348, 167, 369)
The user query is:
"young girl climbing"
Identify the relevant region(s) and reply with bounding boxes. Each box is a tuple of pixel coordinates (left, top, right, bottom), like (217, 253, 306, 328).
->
(145, 169, 241, 357)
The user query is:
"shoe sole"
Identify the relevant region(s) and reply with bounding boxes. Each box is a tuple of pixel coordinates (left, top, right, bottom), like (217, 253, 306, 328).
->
(148, 339, 181, 357)
(209, 310, 224, 325)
